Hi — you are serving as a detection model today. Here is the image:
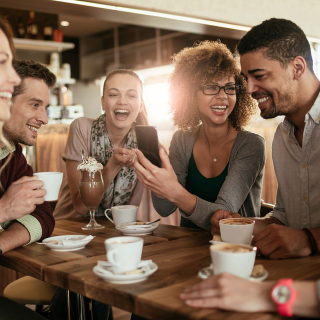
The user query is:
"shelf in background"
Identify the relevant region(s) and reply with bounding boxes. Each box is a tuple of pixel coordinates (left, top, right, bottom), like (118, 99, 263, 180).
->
(13, 38, 75, 52)
(56, 78, 76, 85)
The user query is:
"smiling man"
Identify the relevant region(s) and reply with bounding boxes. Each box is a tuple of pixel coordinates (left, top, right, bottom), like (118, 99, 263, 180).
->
(0, 59, 56, 253)
(237, 18, 320, 259)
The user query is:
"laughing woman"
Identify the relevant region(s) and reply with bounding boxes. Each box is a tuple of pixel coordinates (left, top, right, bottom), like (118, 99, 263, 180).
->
(51, 69, 148, 320)
(54, 69, 148, 220)
(134, 40, 265, 232)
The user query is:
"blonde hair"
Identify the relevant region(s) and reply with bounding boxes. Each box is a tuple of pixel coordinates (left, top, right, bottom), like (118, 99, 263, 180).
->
(102, 69, 149, 126)
(0, 18, 15, 187)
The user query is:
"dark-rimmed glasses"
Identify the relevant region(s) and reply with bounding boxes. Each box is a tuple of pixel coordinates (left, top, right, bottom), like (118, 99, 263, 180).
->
(201, 84, 241, 95)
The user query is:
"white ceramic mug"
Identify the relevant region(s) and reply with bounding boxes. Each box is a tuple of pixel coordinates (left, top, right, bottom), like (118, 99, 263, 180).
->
(105, 236, 143, 274)
(210, 243, 257, 278)
(104, 205, 138, 226)
(219, 218, 255, 245)
(34, 172, 63, 201)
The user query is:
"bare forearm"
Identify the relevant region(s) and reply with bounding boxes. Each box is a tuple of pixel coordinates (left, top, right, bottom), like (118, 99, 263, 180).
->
(292, 282, 320, 318)
(0, 222, 30, 253)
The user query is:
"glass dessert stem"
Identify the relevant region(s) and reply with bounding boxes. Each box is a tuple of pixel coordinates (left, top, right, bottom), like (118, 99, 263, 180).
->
(81, 208, 105, 230)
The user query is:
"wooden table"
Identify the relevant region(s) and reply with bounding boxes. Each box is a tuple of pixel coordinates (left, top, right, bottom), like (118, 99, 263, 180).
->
(2, 218, 319, 319)
(0, 217, 204, 280)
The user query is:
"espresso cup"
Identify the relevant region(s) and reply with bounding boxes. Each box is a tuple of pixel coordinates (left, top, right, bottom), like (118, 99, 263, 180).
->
(210, 243, 257, 278)
(219, 218, 255, 245)
(105, 236, 143, 274)
(104, 205, 138, 226)
(33, 172, 63, 201)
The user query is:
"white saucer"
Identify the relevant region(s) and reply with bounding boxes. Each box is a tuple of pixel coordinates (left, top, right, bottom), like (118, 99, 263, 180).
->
(115, 222, 159, 236)
(93, 260, 158, 284)
(40, 235, 93, 251)
(198, 265, 268, 282)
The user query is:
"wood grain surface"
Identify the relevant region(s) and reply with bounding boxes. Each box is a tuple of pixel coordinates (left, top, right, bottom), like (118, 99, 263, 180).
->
(3, 218, 316, 319)
(41, 232, 309, 320)
(0, 218, 205, 280)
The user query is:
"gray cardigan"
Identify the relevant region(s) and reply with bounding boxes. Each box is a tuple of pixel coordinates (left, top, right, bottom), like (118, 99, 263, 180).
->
(151, 128, 266, 231)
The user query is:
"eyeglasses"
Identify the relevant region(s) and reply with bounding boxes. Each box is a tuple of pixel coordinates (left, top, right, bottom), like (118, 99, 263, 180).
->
(201, 84, 241, 95)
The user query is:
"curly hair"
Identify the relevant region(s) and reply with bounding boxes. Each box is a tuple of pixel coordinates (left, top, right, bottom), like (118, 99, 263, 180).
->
(237, 18, 313, 73)
(169, 40, 258, 132)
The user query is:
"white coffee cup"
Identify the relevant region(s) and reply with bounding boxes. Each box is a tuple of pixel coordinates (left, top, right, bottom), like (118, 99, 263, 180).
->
(34, 172, 63, 201)
(219, 218, 255, 245)
(210, 243, 257, 278)
(105, 236, 143, 274)
(104, 205, 138, 226)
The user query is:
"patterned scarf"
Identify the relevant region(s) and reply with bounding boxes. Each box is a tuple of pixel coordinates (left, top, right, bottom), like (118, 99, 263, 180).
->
(91, 114, 138, 215)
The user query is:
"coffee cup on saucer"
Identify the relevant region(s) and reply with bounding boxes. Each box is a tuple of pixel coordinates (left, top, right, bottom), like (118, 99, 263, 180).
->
(33, 172, 63, 201)
(104, 205, 138, 226)
(219, 217, 255, 245)
(210, 243, 256, 278)
(105, 236, 143, 275)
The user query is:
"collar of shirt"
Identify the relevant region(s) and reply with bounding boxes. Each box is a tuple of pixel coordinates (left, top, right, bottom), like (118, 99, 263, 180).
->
(0, 141, 16, 160)
(282, 91, 320, 134)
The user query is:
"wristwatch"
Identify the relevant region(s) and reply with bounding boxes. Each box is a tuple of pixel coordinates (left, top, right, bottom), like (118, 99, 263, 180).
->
(271, 279, 297, 317)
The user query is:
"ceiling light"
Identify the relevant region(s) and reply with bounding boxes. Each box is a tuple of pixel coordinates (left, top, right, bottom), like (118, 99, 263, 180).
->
(53, 0, 320, 43)
(60, 21, 70, 27)
(53, 0, 250, 32)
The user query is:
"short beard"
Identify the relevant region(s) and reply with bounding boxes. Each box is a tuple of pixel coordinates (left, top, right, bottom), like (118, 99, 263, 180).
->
(260, 101, 284, 119)
(260, 88, 295, 120)
(2, 126, 34, 146)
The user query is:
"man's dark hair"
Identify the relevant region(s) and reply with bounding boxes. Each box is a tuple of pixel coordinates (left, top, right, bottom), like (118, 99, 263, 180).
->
(237, 18, 314, 73)
(12, 59, 56, 99)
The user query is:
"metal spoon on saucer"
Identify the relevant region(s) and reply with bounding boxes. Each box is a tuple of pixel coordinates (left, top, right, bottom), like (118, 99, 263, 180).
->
(146, 218, 161, 225)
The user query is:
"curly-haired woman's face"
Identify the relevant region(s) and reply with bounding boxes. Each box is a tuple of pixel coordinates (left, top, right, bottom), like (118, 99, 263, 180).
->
(197, 76, 236, 126)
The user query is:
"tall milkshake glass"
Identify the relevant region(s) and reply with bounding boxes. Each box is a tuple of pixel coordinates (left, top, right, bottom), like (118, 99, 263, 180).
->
(79, 169, 105, 230)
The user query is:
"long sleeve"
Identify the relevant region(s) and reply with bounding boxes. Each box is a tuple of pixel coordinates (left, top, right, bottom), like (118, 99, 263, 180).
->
(152, 130, 266, 230)
(0, 144, 55, 243)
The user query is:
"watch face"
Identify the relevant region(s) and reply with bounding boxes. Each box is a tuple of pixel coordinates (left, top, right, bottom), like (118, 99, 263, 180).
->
(273, 285, 291, 303)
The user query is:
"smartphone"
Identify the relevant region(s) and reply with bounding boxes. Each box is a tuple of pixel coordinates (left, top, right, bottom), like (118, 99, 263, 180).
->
(135, 125, 162, 167)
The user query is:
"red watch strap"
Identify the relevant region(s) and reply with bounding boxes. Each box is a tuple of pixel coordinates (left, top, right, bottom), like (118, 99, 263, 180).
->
(278, 302, 293, 317)
(272, 279, 297, 317)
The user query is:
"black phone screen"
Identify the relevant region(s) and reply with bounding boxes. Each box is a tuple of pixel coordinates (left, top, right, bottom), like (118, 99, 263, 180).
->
(135, 125, 161, 167)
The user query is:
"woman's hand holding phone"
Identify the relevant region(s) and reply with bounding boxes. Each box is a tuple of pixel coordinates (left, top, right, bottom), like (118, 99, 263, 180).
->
(133, 147, 180, 200)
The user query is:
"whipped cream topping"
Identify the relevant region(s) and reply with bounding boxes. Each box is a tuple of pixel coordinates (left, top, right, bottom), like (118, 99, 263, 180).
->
(77, 156, 103, 172)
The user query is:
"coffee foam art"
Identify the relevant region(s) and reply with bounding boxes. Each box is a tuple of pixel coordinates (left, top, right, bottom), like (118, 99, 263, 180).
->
(77, 157, 103, 172)
(220, 218, 254, 225)
(210, 243, 252, 253)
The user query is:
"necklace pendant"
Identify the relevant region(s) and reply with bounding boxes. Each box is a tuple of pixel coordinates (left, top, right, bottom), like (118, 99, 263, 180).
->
(213, 158, 217, 162)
